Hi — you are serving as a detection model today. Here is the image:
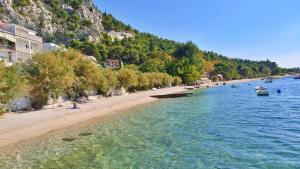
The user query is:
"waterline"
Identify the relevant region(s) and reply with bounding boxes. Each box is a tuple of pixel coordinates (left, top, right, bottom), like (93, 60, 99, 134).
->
(0, 78, 299, 168)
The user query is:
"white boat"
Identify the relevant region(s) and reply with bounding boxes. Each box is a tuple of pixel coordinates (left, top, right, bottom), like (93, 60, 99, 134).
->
(255, 86, 261, 90)
(255, 86, 269, 96)
(265, 79, 273, 83)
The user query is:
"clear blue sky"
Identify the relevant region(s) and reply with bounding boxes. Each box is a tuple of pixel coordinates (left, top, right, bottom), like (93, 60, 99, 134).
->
(94, 0, 300, 68)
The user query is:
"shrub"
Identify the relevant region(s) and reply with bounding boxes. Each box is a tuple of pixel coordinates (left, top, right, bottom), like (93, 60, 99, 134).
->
(117, 68, 138, 90)
(173, 76, 182, 86)
(13, 0, 31, 7)
(136, 73, 150, 90)
(26, 52, 75, 108)
(0, 63, 29, 113)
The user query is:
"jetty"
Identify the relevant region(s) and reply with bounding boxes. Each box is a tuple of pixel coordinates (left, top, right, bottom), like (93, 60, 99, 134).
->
(151, 92, 193, 98)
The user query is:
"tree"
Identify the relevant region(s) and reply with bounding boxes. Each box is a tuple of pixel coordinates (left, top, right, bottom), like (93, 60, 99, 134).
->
(172, 76, 182, 86)
(117, 69, 138, 90)
(259, 65, 272, 76)
(140, 58, 165, 72)
(71, 58, 106, 97)
(183, 65, 201, 85)
(238, 66, 253, 79)
(26, 52, 75, 109)
(103, 69, 118, 94)
(140, 51, 173, 73)
(81, 40, 101, 61)
(136, 72, 150, 90)
(0, 63, 29, 112)
(212, 62, 239, 80)
(173, 41, 200, 58)
(167, 56, 204, 85)
(204, 60, 217, 73)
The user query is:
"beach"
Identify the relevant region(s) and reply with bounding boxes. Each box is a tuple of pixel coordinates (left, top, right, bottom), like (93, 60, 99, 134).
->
(0, 86, 186, 149)
(0, 78, 259, 150)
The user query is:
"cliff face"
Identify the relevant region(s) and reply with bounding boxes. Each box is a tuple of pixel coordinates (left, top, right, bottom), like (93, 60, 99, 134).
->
(0, 0, 104, 44)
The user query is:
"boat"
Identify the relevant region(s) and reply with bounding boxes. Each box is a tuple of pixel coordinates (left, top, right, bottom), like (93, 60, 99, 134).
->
(265, 79, 273, 83)
(255, 86, 269, 96)
(186, 87, 194, 90)
(231, 85, 241, 88)
(151, 92, 194, 98)
(294, 74, 300, 79)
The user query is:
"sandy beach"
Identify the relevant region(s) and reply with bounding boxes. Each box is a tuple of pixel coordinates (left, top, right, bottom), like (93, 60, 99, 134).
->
(0, 87, 187, 149)
(0, 78, 260, 149)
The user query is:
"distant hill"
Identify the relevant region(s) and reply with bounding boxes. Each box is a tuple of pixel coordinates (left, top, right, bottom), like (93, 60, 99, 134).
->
(0, 0, 291, 79)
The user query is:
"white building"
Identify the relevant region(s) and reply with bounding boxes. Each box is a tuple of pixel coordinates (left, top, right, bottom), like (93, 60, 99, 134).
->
(42, 43, 61, 52)
(106, 30, 135, 41)
(83, 55, 97, 62)
(0, 21, 43, 65)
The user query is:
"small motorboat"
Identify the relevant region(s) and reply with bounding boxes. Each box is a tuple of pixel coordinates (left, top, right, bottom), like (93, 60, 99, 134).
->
(294, 74, 300, 79)
(255, 86, 269, 96)
(186, 87, 194, 90)
(231, 85, 241, 88)
(265, 79, 273, 83)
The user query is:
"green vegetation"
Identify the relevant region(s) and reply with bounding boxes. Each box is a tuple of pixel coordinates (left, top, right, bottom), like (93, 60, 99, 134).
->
(0, 7, 8, 15)
(68, 13, 284, 85)
(204, 51, 283, 79)
(0, 62, 29, 113)
(13, 0, 31, 7)
(102, 12, 135, 32)
(0, 7, 291, 114)
(0, 50, 180, 113)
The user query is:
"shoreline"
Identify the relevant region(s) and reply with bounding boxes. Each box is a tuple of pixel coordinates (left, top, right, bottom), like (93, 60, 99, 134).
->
(0, 87, 186, 150)
(0, 78, 260, 150)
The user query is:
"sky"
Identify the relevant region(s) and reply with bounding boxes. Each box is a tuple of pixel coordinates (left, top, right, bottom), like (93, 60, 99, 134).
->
(94, 0, 300, 68)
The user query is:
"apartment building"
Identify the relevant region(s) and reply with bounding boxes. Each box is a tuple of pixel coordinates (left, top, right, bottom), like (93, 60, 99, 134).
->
(0, 21, 43, 65)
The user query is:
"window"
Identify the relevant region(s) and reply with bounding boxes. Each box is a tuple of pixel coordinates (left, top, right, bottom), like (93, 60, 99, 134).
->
(8, 53, 12, 62)
(26, 44, 28, 48)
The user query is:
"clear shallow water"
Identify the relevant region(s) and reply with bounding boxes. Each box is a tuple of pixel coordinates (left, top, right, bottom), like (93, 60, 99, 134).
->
(1, 77, 300, 169)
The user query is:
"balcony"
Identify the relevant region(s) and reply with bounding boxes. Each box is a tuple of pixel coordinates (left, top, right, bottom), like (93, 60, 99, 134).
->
(15, 31, 43, 43)
(0, 39, 15, 51)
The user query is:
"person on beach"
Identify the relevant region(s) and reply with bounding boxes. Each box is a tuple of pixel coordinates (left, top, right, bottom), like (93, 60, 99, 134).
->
(73, 102, 79, 109)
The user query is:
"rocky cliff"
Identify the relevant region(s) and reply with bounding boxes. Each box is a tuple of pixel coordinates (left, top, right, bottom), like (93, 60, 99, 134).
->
(0, 0, 104, 44)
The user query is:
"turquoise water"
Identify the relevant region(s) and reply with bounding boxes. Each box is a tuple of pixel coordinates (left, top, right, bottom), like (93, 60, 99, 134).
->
(1, 77, 300, 169)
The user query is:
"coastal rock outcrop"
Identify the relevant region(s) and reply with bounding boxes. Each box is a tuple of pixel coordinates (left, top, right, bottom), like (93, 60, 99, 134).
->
(0, 0, 104, 44)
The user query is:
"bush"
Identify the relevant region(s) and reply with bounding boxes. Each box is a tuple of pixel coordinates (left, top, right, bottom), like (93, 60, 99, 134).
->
(136, 73, 150, 90)
(26, 52, 75, 108)
(13, 0, 31, 7)
(0, 49, 184, 111)
(117, 68, 138, 90)
(0, 62, 29, 113)
(172, 76, 182, 86)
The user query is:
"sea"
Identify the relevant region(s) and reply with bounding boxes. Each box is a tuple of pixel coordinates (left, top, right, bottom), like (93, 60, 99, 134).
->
(0, 76, 299, 169)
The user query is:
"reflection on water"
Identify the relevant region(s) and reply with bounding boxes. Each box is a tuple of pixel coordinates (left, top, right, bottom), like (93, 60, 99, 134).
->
(0, 77, 300, 169)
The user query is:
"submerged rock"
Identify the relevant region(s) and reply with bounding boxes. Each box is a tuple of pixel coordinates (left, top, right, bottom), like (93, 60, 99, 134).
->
(79, 132, 93, 137)
(62, 137, 76, 142)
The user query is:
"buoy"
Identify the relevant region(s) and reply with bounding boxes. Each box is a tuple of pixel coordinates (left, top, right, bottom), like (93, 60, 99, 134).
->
(277, 90, 281, 94)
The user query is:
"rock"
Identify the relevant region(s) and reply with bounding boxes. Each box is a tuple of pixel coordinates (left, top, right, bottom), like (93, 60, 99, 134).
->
(8, 96, 31, 112)
(0, 0, 104, 44)
(79, 132, 93, 136)
(62, 137, 76, 142)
